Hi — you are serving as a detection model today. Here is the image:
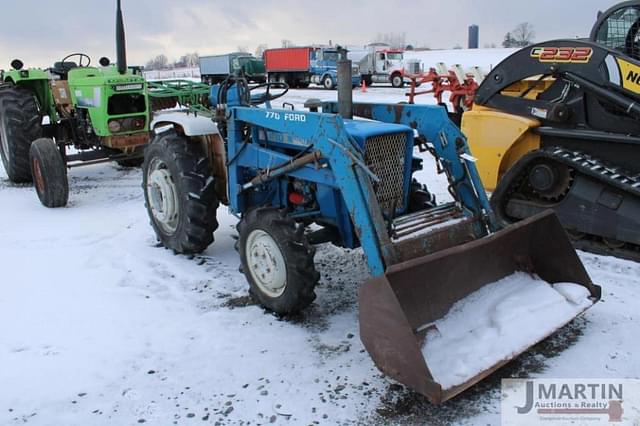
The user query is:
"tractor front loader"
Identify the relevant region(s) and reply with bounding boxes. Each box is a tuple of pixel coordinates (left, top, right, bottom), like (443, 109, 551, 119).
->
(0, 0, 213, 208)
(143, 53, 600, 403)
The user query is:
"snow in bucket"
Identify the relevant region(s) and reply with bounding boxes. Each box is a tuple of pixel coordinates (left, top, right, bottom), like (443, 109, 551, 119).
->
(421, 272, 594, 390)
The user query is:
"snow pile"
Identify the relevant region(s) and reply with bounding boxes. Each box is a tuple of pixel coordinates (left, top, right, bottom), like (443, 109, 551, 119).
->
(422, 272, 593, 390)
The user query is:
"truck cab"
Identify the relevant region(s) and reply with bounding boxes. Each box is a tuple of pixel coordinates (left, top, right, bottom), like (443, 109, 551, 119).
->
(233, 55, 266, 84)
(375, 50, 403, 73)
(309, 48, 361, 89)
(352, 46, 408, 88)
(264, 47, 361, 90)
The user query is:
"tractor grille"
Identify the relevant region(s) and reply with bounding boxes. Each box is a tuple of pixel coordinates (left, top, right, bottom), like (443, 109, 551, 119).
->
(364, 132, 408, 215)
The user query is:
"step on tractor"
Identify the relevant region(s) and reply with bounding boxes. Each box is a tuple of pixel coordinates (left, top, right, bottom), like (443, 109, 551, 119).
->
(0, 0, 211, 208)
(143, 50, 601, 403)
(463, 1, 640, 261)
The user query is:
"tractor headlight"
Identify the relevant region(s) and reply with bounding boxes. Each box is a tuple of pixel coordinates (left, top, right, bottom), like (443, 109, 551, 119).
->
(108, 119, 122, 133)
(109, 117, 145, 134)
(121, 117, 146, 131)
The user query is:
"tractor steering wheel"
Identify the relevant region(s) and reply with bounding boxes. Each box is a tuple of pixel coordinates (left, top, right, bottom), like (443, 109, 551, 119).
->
(249, 81, 289, 105)
(61, 53, 92, 68)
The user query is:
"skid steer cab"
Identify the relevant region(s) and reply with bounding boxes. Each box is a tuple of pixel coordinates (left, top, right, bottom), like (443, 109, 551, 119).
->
(143, 64, 601, 403)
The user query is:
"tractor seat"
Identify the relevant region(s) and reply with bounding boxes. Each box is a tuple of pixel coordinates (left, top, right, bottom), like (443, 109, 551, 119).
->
(51, 61, 78, 79)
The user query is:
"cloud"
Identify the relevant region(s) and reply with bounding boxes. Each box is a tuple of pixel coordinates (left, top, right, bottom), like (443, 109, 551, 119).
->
(0, 0, 616, 69)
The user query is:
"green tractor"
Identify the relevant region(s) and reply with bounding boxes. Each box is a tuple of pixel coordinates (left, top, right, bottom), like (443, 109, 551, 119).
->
(0, 0, 212, 208)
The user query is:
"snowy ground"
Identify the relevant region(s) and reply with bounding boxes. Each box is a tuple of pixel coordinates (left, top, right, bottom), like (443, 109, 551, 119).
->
(1, 86, 639, 426)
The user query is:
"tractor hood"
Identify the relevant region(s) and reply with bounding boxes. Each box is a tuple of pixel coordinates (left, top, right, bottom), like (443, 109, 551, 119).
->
(68, 65, 145, 89)
(343, 119, 414, 150)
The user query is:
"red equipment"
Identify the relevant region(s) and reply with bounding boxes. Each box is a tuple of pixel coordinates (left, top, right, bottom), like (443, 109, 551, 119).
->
(405, 65, 480, 112)
(264, 47, 313, 72)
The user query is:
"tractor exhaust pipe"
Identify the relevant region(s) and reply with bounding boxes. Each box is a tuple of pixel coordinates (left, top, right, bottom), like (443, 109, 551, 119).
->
(337, 47, 353, 119)
(116, 0, 127, 75)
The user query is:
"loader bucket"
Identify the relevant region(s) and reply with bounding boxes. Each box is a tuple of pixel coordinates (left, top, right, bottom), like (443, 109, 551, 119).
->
(359, 210, 601, 404)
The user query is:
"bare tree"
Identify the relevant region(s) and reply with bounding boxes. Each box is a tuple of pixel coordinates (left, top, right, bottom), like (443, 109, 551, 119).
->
(255, 44, 268, 59)
(373, 32, 406, 49)
(145, 54, 169, 70)
(237, 46, 249, 53)
(185, 53, 199, 68)
(511, 22, 535, 47)
(281, 39, 294, 48)
(502, 32, 516, 48)
(178, 52, 199, 68)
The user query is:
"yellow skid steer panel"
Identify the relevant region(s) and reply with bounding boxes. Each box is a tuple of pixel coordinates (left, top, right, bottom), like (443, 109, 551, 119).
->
(462, 106, 541, 191)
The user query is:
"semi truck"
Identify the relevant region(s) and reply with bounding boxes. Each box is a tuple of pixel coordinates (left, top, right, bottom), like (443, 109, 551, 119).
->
(350, 44, 414, 88)
(199, 52, 266, 84)
(264, 47, 361, 89)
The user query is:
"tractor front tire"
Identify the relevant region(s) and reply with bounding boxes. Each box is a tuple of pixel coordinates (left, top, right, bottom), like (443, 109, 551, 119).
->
(238, 208, 319, 315)
(0, 85, 41, 182)
(143, 130, 219, 254)
(29, 138, 68, 208)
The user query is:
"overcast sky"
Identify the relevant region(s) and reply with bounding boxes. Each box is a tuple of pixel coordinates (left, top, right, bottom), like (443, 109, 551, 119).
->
(0, 0, 617, 68)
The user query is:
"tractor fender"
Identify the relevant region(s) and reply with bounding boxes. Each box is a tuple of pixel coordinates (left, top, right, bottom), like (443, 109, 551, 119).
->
(151, 111, 219, 137)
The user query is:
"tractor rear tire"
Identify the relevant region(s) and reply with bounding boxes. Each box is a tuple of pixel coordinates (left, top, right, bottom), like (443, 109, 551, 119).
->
(238, 208, 319, 315)
(143, 130, 219, 254)
(29, 138, 68, 208)
(0, 85, 41, 182)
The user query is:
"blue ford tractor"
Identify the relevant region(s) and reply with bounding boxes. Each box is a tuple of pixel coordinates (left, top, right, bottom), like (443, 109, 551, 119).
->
(142, 53, 600, 403)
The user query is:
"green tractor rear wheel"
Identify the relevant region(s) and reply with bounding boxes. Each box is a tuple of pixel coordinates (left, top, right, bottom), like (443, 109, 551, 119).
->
(0, 85, 42, 182)
(29, 138, 69, 208)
